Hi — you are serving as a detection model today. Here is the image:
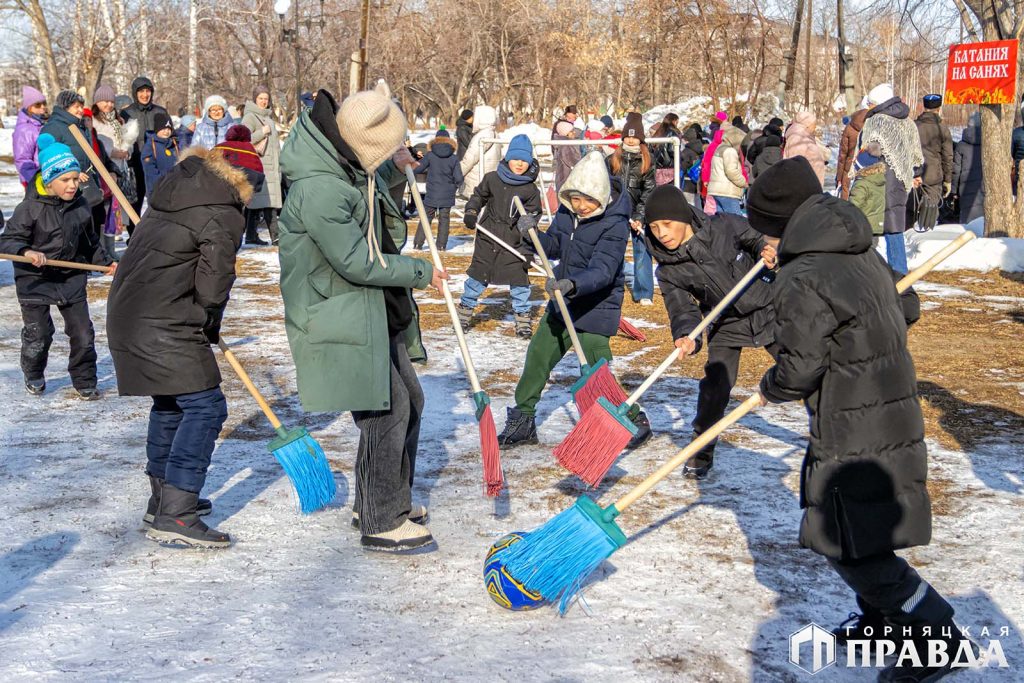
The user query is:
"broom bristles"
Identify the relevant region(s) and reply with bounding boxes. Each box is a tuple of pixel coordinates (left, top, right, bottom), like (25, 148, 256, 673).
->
(499, 501, 620, 613)
(618, 317, 647, 342)
(479, 404, 504, 497)
(573, 362, 628, 415)
(554, 403, 634, 487)
(271, 434, 337, 515)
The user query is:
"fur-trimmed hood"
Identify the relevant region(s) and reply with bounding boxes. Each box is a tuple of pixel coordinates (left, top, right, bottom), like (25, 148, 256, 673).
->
(428, 136, 456, 158)
(150, 145, 253, 212)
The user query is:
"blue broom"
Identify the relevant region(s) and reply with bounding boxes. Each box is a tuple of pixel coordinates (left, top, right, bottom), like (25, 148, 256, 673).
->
(217, 338, 336, 514)
(490, 393, 763, 612)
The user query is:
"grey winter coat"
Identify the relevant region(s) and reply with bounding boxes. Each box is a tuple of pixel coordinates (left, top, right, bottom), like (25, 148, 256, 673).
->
(242, 101, 282, 209)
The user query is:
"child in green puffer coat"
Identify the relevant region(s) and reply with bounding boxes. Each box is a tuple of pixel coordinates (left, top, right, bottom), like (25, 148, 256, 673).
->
(848, 142, 886, 245)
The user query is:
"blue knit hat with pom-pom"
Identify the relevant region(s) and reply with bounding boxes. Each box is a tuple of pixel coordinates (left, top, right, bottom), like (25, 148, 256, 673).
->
(37, 133, 81, 185)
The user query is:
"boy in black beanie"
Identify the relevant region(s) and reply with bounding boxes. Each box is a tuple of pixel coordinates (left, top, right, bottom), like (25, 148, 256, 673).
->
(748, 158, 969, 682)
(643, 184, 777, 478)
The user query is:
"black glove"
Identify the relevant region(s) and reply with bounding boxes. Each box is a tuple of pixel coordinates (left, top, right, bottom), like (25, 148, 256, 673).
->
(463, 212, 477, 230)
(516, 213, 539, 235)
(202, 307, 223, 345)
(545, 277, 575, 298)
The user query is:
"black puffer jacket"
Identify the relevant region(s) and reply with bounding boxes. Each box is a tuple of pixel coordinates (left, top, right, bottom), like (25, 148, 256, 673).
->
(645, 211, 773, 352)
(0, 180, 112, 305)
(952, 123, 985, 224)
(760, 193, 926, 561)
(106, 147, 249, 397)
(455, 118, 473, 162)
(464, 161, 542, 286)
(606, 150, 656, 222)
(748, 133, 783, 178)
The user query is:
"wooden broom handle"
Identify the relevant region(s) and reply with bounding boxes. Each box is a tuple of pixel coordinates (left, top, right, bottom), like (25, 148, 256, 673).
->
(405, 166, 484, 394)
(614, 393, 762, 513)
(515, 197, 590, 367)
(474, 223, 547, 278)
(67, 124, 142, 225)
(896, 231, 975, 293)
(0, 253, 112, 273)
(624, 261, 766, 406)
(215, 338, 283, 430)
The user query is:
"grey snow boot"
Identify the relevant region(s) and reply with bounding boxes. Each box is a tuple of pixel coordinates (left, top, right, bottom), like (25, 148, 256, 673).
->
(456, 304, 475, 332)
(497, 407, 538, 450)
(514, 312, 533, 338)
(143, 475, 212, 526)
(146, 483, 231, 548)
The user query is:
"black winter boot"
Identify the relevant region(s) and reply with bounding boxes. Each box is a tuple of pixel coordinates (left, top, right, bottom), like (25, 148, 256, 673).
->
(143, 476, 212, 526)
(877, 617, 977, 682)
(147, 483, 231, 548)
(683, 434, 715, 478)
(625, 410, 652, 450)
(25, 378, 45, 395)
(497, 407, 538, 450)
(834, 609, 892, 646)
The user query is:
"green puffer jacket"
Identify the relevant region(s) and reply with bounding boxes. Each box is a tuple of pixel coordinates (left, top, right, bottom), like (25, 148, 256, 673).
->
(848, 162, 887, 236)
(277, 111, 433, 412)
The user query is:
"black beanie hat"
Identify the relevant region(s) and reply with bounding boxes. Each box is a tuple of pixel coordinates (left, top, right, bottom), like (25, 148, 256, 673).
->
(460, 109, 473, 120)
(153, 111, 173, 132)
(645, 184, 695, 225)
(923, 94, 942, 110)
(768, 116, 784, 129)
(746, 157, 823, 237)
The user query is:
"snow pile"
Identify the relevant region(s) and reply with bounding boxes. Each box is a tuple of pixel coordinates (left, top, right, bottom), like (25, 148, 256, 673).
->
(906, 223, 1024, 273)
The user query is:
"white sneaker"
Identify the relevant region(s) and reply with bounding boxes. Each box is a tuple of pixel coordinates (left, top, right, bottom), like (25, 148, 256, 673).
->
(361, 519, 434, 551)
(640, 298, 654, 306)
(351, 504, 428, 528)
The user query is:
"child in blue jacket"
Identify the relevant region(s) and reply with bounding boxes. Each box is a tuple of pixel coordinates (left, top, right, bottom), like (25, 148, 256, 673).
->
(141, 112, 179, 197)
(413, 130, 463, 251)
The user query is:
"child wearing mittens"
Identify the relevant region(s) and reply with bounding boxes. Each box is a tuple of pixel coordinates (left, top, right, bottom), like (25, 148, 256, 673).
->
(498, 150, 651, 450)
(459, 134, 542, 338)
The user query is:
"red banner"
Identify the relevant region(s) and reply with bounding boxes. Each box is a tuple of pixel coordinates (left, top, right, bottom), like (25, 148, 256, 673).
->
(945, 39, 1019, 105)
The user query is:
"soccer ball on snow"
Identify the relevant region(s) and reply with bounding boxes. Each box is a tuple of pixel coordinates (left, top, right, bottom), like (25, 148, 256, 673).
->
(483, 532, 546, 611)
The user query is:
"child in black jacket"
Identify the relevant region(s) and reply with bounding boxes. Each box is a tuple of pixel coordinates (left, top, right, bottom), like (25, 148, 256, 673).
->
(0, 133, 114, 398)
(643, 184, 775, 478)
(413, 130, 463, 251)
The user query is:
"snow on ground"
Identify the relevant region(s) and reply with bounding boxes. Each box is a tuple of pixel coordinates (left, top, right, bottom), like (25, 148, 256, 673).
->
(0, 159, 1021, 680)
(906, 223, 1024, 273)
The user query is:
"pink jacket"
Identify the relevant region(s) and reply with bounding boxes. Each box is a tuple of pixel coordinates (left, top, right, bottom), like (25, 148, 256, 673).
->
(782, 114, 827, 185)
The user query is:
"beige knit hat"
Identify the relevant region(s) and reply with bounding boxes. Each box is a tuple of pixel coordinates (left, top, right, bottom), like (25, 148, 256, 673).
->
(336, 80, 406, 174)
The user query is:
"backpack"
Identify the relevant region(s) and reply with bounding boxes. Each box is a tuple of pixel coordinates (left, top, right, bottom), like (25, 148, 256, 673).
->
(686, 161, 702, 184)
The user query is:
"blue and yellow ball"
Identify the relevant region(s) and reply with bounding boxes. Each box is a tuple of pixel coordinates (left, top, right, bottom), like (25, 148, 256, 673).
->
(483, 532, 547, 611)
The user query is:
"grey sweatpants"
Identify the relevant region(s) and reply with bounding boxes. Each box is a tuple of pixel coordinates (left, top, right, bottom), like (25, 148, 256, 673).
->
(351, 336, 423, 535)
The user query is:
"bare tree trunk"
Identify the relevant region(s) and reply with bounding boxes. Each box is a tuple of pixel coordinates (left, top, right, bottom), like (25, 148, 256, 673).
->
(963, 0, 1024, 237)
(188, 0, 199, 114)
(17, 0, 61, 96)
(139, 1, 149, 75)
(837, 0, 858, 112)
(775, 0, 806, 113)
(113, 0, 128, 92)
(70, 0, 82, 89)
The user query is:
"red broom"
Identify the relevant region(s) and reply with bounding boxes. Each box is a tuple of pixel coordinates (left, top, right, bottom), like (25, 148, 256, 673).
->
(406, 167, 503, 496)
(618, 317, 647, 342)
(515, 196, 628, 415)
(555, 261, 768, 486)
